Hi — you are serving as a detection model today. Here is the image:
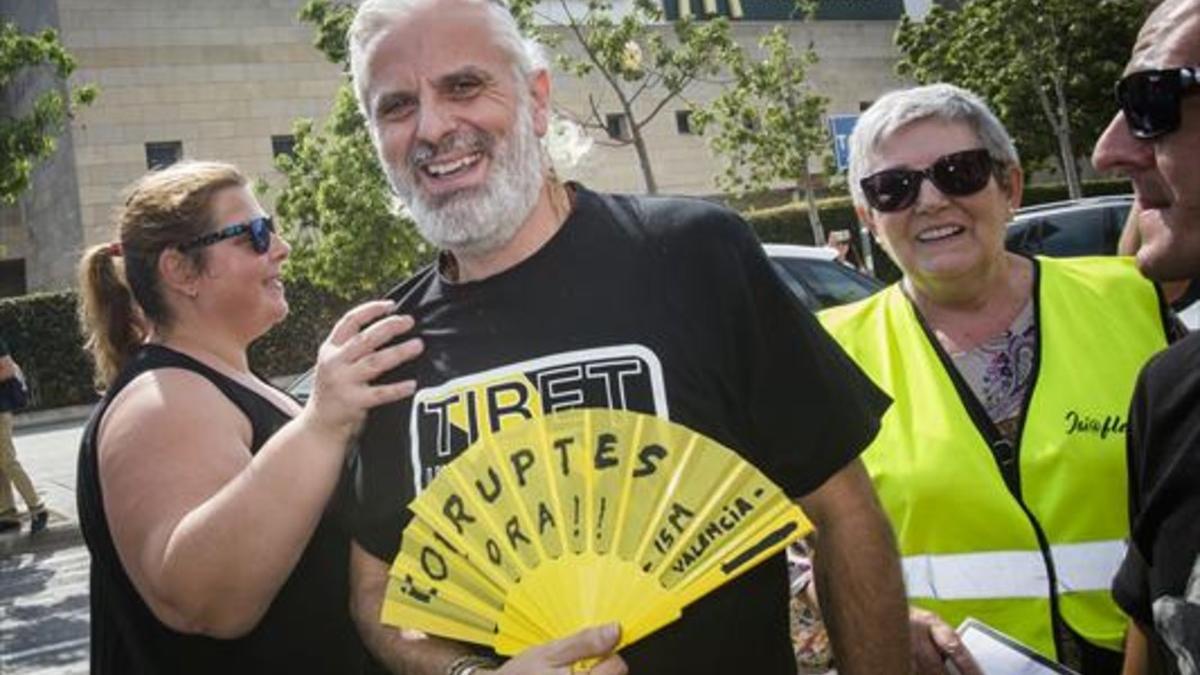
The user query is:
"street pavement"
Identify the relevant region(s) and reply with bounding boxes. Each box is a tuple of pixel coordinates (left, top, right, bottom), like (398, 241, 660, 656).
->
(1, 415, 90, 674)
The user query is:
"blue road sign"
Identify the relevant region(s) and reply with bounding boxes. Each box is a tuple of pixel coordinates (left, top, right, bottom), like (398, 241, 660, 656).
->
(829, 114, 859, 173)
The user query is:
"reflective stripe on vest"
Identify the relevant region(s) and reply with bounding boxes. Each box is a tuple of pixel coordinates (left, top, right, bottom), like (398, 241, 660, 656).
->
(902, 540, 1126, 600)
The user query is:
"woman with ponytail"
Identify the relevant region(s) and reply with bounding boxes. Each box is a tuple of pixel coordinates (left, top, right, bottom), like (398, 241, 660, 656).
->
(76, 160, 423, 674)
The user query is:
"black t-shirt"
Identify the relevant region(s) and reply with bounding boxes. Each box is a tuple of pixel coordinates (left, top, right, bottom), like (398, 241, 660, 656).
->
(351, 185, 890, 674)
(1112, 331, 1200, 675)
(77, 345, 365, 674)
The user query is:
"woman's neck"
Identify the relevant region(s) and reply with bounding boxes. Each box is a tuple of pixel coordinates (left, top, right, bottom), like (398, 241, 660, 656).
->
(906, 254, 1034, 352)
(151, 325, 250, 374)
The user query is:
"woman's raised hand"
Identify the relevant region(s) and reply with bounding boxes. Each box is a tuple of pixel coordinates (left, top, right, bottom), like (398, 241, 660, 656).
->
(301, 300, 423, 442)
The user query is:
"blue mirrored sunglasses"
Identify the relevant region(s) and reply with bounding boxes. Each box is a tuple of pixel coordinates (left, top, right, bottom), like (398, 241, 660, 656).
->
(178, 216, 275, 254)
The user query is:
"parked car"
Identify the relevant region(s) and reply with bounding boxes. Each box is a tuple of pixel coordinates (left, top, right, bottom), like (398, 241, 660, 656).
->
(287, 244, 883, 402)
(764, 244, 883, 312)
(1003, 193, 1199, 330)
(1005, 195, 1133, 258)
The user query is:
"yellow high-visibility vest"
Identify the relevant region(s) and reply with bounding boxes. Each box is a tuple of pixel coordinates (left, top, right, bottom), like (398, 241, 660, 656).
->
(820, 256, 1166, 659)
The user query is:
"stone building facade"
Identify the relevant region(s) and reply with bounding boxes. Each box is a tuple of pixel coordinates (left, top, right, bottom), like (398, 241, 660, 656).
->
(0, 0, 916, 295)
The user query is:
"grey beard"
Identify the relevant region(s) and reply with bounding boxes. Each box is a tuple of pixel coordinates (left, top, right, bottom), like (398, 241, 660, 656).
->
(387, 106, 544, 257)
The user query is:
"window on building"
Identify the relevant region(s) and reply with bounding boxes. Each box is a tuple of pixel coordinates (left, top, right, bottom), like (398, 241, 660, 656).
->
(145, 141, 183, 170)
(675, 110, 694, 135)
(605, 113, 630, 141)
(271, 134, 297, 159)
(0, 259, 27, 299)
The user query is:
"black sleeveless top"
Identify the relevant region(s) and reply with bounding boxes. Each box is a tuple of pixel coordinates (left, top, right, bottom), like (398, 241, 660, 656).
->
(77, 345, 365, 674)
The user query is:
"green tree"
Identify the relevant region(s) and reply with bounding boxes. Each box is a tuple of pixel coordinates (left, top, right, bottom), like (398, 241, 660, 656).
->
(896, 0, 1143, 199)
(511, 0, 737, 194)
(1, 21, 96, 204)
(693, 24, 830, 245)
(266, 1, 432, 300)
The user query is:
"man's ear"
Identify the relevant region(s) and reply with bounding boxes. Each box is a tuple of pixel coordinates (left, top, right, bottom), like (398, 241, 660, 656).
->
(158, 247, 200, 299)
(529, 69, 551, 137)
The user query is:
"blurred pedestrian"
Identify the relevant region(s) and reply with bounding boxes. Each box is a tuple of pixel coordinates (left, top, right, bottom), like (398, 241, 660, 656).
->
(822, 83, 1174, 674)
(1092, 0, 1200, 672)
(0, 333, 47, 534)
(827, 229, 865, 272)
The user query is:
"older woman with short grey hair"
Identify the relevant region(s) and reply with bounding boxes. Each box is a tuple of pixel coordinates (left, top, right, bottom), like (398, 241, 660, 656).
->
(820, 83, 1171, 675)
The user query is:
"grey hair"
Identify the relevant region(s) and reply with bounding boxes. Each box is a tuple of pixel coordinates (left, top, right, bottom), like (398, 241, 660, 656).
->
(848, 83, 1020, 209)
(348, 0, 547, 123)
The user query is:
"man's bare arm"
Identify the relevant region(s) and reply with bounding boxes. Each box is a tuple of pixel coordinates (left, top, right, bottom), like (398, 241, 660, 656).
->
(1122, 621, 1150, 675)
(350, 541, 471, 674)
(799, 458, 911, 675)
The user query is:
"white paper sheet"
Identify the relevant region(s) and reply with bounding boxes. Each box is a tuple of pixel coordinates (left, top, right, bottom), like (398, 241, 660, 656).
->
(950, 618, 1079, 675)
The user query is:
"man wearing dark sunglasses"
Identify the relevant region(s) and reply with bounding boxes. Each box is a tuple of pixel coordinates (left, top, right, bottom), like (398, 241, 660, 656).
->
(1092, 2, 1200, 674)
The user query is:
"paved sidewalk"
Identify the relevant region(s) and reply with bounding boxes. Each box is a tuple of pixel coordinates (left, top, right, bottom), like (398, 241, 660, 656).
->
(0, 411, 94, 674)
(11, 404, 96, 433)
(0, 544, 90, 673)
(1, 409, 93, 558)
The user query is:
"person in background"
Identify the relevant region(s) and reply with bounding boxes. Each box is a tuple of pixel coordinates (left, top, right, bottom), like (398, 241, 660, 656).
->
(821, 83, 1174, 674)
(827, 229, 866, 272)
(1092, 0, 1200, 672)
(75, 160, 422, 673)
(0, 334, 47, 534)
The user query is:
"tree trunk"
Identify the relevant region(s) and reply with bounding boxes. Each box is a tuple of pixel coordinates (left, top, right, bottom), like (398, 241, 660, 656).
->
(1050, 73, 1082, 200)
(801, 170, 824, 246)
(1054, 128, 1082, 200)
(1030, 70, 1082, 200)
(629, 124, 659, 195)
(1051, 151, 1068, 184)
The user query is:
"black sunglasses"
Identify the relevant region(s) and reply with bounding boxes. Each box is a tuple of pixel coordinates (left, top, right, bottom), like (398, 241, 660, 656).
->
(860, 148, 995, 213)
(1116, 67, 1200, 139)
(179, 216, 275, 254)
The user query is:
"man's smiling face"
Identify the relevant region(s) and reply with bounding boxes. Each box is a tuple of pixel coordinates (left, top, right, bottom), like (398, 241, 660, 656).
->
(363, 0, 550, 254)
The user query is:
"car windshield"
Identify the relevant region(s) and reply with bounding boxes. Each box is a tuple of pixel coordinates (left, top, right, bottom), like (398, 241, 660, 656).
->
(771, 257, 881, 310)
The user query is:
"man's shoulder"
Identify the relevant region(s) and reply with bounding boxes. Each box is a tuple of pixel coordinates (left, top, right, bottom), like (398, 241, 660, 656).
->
(584, 186, 751, 243)
(1144, 331, 1200, 383)
(1134, 332, 1200, 417)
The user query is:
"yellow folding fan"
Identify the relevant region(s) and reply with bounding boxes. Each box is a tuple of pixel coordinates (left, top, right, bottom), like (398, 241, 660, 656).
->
(381, 407, 813, 658)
